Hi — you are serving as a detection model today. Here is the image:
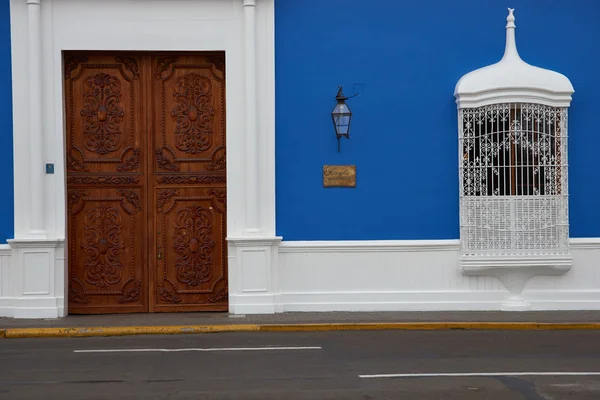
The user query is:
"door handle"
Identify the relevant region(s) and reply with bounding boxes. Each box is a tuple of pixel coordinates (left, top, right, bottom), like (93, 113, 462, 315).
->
(157, 251, 162, 260)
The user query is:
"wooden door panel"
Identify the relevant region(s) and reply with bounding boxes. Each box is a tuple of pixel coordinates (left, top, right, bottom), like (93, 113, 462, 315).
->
(152, 53, 226, 174)
(67, 187, 145, 313)
(65, 51, 227, 314)
(65, 53, 144, 174)
(150, 52, 228, 311)
(154, 187, 227, 311)
(65, 53, 147, 313)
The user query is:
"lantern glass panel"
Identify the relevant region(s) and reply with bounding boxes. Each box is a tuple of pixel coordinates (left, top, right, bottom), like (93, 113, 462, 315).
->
(334, 115, 350, 135)
(333, 103, 350, 115)
(332, 103, 351, 136)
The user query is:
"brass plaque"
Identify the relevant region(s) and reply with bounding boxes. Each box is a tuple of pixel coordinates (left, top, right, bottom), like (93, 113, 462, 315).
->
(323, 165, 356, 187)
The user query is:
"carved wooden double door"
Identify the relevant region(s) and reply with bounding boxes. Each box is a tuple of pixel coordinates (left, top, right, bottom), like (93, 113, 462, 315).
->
(65, 52, 227, 313)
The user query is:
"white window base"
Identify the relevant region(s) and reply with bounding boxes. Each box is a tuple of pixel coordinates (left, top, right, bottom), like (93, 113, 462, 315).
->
(461, 254, 572, 310)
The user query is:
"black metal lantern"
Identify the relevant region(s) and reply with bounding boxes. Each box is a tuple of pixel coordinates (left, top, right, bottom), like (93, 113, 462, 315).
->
(331, 86, 352, 152)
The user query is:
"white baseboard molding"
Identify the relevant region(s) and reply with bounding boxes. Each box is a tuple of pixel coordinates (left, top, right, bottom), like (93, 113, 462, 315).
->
(270, 291, 600, 312)
(0, 297, 64, 319)
(228, 290, 600, 313)
(229, 294, 281, 314)
(2, 238, 600, 317)
(274, 237, 600, 313)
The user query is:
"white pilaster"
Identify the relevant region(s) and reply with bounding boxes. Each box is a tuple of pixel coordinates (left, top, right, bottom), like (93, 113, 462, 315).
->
(2, 0, 62, 319)
(243, 0, 259, 235)
(226, 0, 281, 314)
(26, 0, 46, 239)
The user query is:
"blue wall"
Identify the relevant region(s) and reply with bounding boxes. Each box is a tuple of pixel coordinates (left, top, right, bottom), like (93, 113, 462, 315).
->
(275, 0, 600, 240)
(0, 0, 13, 243)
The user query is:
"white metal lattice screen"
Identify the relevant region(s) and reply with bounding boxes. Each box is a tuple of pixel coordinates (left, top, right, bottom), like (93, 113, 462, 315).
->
(459, 103, 569, 256)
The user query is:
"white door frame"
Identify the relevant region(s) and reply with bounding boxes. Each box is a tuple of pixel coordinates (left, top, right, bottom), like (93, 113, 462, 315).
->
(5, 0, 280, 318)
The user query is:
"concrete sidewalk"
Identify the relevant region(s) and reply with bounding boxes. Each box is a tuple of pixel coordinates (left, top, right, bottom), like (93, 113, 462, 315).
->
(2, 311, 600, 338)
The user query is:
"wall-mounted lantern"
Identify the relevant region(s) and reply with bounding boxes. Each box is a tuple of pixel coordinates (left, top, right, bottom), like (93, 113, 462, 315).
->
(331, 86, 353, 152)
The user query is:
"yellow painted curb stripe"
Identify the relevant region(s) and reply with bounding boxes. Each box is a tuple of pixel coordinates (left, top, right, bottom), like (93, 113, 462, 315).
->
(3, 324, 260, 339)
(259, 322, 600, 331)
(2, 322, 600, 339)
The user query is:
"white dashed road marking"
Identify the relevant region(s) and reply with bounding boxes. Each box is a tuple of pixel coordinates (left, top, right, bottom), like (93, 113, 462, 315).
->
(74, 346, 322, 353)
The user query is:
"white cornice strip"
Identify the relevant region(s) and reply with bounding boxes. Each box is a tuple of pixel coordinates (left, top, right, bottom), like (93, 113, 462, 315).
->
(279, 240, 461, 253)
(279, 239, 600, 253)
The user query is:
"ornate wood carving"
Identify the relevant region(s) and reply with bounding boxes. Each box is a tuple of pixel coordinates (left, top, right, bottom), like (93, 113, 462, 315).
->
(208, 279, 228, 303)
(66, 55, 141, 174)
(157, 175, 226, 184)
(208, 188, 226, 214)
(117, 189, 142, 214)
(207, 147, 226, 171)
(156, 56, 178, 81)
(67, 188, 144, 313)
(173, 205, 215, 286)
(68, 176, 140, 185)
(155, 54, 225, 171)
(171, 73, 215, 154)
(118, 279, 142, 303)
(67, 148, 90, 172)
(155, 187, 226, 308)
(81, 73, 125, 155)
(156, 189, 180, 213)
(82, 205, 125, 288)
(67, 190, 89, 214)
(207, 188, 225, 203)
(69, 279, 91, 304)
(156, 147, 180, 171)
(64, 54, 88, 78)
(116, 56, 140, 80)
(158, 281, 182, 303)
(117, 148, 141, 172)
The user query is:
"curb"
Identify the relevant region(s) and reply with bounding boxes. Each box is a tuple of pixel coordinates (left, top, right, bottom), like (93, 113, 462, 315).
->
(2, 322, 600, 339)
(0, 324, 260, 339)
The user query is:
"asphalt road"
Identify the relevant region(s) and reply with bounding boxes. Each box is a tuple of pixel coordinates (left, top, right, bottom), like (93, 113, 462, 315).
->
(2, 330, 600, 399)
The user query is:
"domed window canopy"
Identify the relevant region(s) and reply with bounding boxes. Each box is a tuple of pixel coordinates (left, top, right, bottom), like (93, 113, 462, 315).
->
(454, 8, 574, 109)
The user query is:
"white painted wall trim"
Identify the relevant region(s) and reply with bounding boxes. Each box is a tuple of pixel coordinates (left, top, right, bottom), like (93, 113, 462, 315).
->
(279, 240, 460, 253)
(569, 238, 600, 249)
(273, 291, 600, 312)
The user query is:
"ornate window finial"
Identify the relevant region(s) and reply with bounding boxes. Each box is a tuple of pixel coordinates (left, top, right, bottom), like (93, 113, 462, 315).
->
(503, 7, 518, 60)
(507, 8, 515, 27)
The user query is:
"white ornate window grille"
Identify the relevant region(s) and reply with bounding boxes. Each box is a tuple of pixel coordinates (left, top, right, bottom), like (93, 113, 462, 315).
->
(459, 102, 569, 256)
